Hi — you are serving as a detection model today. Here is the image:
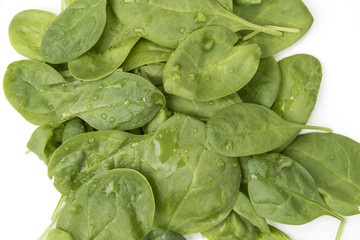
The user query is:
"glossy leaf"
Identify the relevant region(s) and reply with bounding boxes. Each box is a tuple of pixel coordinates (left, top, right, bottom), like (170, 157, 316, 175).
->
(142, 114, 241, 234)
(62, 118, 87, 143)
(122, 39, 173, 72)
(48, 130, 152, 197)
(111, 0, 281, 49)
(202, 211, 260, 240)
(166, 93, 242, 120)
(135, 63, 166, 86)
(143, 229, 185, 240)
(233, 192, 270, 234)
(56, 169, 155, 240)
(207, 103, 331, 157)
(256, 226, 291, 240)
(46, 228, 73, 240)
(8, 10, 56, 61)
(247, 153, 343, 224)
(234, 0, 313, 58)
(238, 56, 281, 108)
(41, 0, 107, 63)
(283, 133, 360, 216)
(271, 54, 322, 123)
(4, 60, 165, 130)
(163, 26, 261, 101)
(68, 4, 139, 80)
(271, 54, 322, 151)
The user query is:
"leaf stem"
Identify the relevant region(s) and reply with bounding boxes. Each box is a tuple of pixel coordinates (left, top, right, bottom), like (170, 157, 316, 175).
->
(302, 125, 333, 133)
(38, 212, 60, 240)
(51, 196, 66, 220)
(38, 196, 65, 240)
(336, 221, 346, 240)
(265, 25, 301, 33)
(243, 31, 260, 41)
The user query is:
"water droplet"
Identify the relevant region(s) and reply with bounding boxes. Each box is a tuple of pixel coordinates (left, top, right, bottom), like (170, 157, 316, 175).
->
(171, 72, 181, 81)
(173, 64, 181, 71)
(225, 141, 233, 151)
(124, 99, 131, 105)
(88, 138, 95, 144)
(62, 41, 69, 45)
(151, 93, 164, 106)
(209, 101, 214, 105)
(193, 128, 198, 134)
(87, 104, 93, 108)
(110, 26, 116, 31)
(73, 204, 82, 214)
(195, 12, 208, 23)
(98, 84, 104, 90)
(103, 162, 110, 168)
(218, 159, 225, 167)
(330, 155, 335, 160)
(145, 16, 152, 26)
(142, 97, 147, 102)
(65, 147, 70, 151)
(110, 117, 116, 123)
(90, 224, 95, 232)
(202, 38, 215, 52)
(229, 68, 234, 73)
(93, 96, 99, 100)
(102, 113, 108, 119)
(206, 76, 211, 81)
(179, 27, 186, 33)
(10, 77, 16, 81)
(188, 73, 196, 81)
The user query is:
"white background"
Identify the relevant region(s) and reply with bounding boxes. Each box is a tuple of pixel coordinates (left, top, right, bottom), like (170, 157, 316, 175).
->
(0, 0, 360, 239)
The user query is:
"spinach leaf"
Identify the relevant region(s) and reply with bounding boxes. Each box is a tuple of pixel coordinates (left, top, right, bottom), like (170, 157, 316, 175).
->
(65, 0, 77, 6)
(141, 114, 241, 234)
(283, 133, 360, 216)
(256, 226, 291, 240)
(9, 10, 56, 61)
(163, 26, 261, 101)
(46, 228, 73, 240)
(27, 124, 65, 165)
(56, 169, 155, 240)
(202, 211, 260, 240)
(234, 0, 313, 58)
(166, 93, 242, 120)
(48, 130, 151, 197)
(68, 3, 139, 80)
(233, 192, 270, 234)
(238, 56, 281, 108)
(62, 118, 88, 143)
(216, 0, 233, 11)
(206, 103, 331, 157)
(247, 153, 343, 224)
(4, 60, 165, 130)
(111, 0, 282, 49)
(122, 39, 173, 72)
(142, 229, 185, 240)
(271, 54, 322, 151)
(272, 54, 322, 123)
(41, 0, 107, 64)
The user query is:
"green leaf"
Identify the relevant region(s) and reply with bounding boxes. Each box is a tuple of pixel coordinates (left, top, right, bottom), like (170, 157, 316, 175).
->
(238, 56, 281, 108)
(4, 60, 165, 131)
(216, 0, 233, 11)
(283, 133, 360, 216)
(62, 118, 88, 143)
(68, 4, 139, 80)
(111, 0, 282, 49)
(163, 26, 261, 101)
(41, 0, 107, 63)
(247, 153, 343, 224)
(142, 107, 171, 134)
(234, 0, 313, 58)
(56, 169, 155, 240)
(48, 130, 151, 197)
(122, 39, 173, 72)
(235, 0, 262, 5)
(233, 192, 270, 234)
(202, 211, 260, 240)
(206, 103, 331, 157)
(8, 10, 56, 61)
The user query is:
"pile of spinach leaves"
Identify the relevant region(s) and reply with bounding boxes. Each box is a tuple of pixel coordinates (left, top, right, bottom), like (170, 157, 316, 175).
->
(3, 0, 359, 239)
